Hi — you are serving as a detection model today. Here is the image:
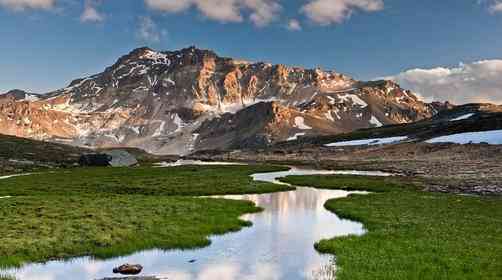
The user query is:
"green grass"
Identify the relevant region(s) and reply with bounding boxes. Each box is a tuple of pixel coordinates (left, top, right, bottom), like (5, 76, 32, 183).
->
(0, 164, 291, 269)
(0, 165, 291, 197)
(0, 195, 259, 268)
(281, 175, 502, 280)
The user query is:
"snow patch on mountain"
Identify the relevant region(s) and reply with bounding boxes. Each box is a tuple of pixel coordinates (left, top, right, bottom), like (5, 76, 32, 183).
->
(370, 116, 383, 127)
(173, 114, 184, 133)
(325, 136, 409, 147)
(426, 130, 502, 145)
(294, 117, 312, 130)
(450, 113, 475, 122)
(152, 121, 166, 137)
(24, 94, 40, 102)
(140, 50, 171, 66)
(324, 111, 335, 122)
(338, 94, 368, 108)
(287, 133, 306, 141)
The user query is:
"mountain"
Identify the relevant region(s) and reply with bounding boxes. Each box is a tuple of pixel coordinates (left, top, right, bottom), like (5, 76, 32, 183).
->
(274, 103, 502, 149)
(0, 46, 440, 155)
(0, 89, 42, 102)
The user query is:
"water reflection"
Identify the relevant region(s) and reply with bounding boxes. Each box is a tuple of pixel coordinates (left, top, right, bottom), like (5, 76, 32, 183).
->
(1, 167, 382, 280)
(154, 160, 245, 167)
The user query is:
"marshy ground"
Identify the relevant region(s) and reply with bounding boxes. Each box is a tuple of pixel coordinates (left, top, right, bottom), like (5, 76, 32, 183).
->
(0, 165, 290, 268)
(282, 175, 502, 279)
(0, 164, 501, 279)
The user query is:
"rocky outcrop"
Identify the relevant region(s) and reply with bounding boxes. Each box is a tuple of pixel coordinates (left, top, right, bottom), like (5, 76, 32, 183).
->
(0, 46, 440, 155)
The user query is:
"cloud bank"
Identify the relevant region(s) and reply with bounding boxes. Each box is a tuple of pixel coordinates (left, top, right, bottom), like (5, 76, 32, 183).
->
(301, 0, 384, 25)
(0, 0, 56, 10)
(144, 0, 281, 26)
(489, 1, 502, 13)
(387, 60, 502, 105)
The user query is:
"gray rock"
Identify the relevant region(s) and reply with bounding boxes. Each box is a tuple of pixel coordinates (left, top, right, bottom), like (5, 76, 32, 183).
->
(104, 150, 138, 167)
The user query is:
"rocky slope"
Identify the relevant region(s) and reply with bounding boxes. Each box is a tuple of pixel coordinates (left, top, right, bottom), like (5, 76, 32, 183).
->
(0, 46, 439, 154)
(273, 103, 502, 149)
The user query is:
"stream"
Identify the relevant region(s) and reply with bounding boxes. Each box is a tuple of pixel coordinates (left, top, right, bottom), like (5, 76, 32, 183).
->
(0, 163, 391, 280)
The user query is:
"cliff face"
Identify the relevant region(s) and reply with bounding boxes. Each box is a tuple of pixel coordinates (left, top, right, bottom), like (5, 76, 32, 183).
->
(0, 46, 438, 154)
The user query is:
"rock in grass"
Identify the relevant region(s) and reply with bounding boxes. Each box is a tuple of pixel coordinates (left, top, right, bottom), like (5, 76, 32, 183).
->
(99, 277, 159, 280)
(104, 150, 138, 167)
(112, 264, 143, 275)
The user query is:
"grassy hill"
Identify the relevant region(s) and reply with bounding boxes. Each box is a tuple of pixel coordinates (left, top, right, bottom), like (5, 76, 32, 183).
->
(0, 134, 90, 174)
(0, 134, 177, 175)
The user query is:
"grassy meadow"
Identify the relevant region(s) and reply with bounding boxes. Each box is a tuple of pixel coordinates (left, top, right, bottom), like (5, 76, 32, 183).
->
(1, 163, 501, 280)
(281, 175, 502, 280)
(0, 164, 290, 268)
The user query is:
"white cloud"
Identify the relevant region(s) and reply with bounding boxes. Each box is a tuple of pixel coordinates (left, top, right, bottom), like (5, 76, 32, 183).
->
(194, 0, 243, 22)
(489, 1, 502, 13)
(244, 0, 281, 26)
(80, 0, 104, 23)
(287, 19, 302, 31)
(144, 0, 194, 13)
(301, 0, 384, 25)
(386, 60, 502, 105)
(144, 0, 281, 26)
(0, 0, 56, 10)
(478, 0, 502, 13)
(137, 16, 166, 43)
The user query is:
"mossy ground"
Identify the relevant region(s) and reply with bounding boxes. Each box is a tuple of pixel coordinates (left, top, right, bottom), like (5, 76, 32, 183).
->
(0, 165, 291, 197)
(281, 175, 502, 280)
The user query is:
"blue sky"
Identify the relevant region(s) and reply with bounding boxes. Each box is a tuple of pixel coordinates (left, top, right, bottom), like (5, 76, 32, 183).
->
(1, 0, 502, 104)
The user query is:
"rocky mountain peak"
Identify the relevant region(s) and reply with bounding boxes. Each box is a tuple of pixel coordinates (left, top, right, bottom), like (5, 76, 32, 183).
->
(0, 46, 443, 155)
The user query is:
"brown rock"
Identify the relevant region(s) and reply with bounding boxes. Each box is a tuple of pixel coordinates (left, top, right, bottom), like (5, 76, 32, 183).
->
(112, 264, 143, 275)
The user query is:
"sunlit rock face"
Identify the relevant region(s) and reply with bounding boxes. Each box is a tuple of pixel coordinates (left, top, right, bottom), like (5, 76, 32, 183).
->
(0, 46, 437, 155)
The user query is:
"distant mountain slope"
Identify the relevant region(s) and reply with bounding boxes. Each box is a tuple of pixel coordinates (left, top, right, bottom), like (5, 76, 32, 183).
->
(0, 89, 41, 102)
(1, 46, 440, 155)
(276, 103, 502, 148)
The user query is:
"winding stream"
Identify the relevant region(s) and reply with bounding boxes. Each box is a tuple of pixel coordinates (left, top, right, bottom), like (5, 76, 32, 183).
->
(1, 164, 391, 280)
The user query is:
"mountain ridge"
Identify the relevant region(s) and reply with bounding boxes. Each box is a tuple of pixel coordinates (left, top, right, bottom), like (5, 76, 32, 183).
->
(0, 46, 450, 155)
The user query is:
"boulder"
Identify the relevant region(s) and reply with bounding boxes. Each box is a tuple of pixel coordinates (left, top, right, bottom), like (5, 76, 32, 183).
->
(79, 150, 138, 167)
(100, 277, 158, 280)
(112, 264, 143, 275)
(103, 150, 138, 167)
(79, 154, 111, 167)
